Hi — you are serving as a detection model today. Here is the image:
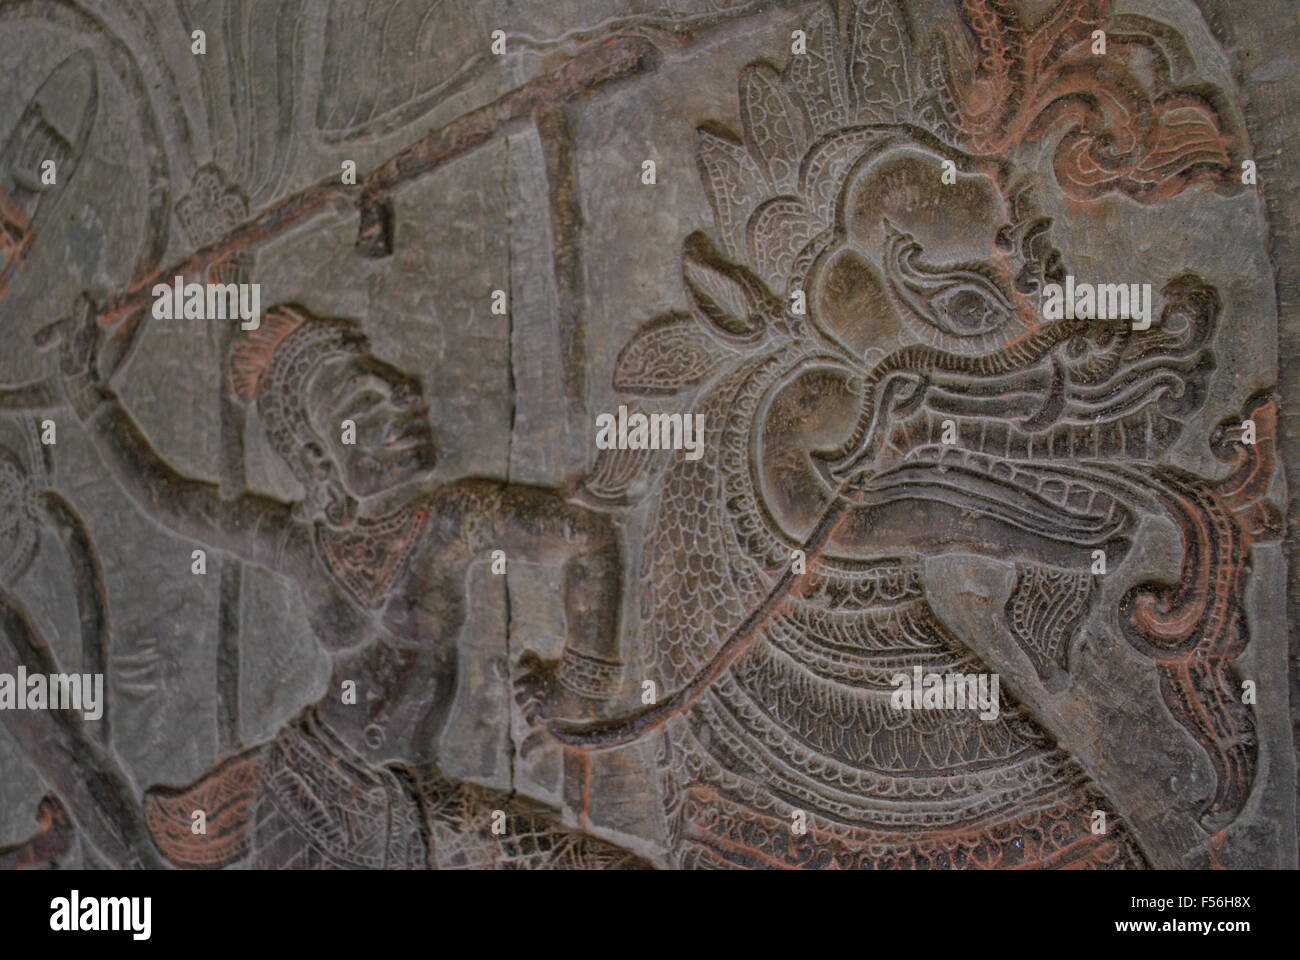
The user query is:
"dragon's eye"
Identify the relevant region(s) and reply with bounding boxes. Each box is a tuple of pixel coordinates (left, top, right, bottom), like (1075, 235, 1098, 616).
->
(930, 285, 1005, 337)
(883, 221, 1025, 354)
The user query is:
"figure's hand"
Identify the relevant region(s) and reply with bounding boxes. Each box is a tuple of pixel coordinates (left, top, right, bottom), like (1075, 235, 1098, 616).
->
(41, 295, 110, 418)
(513, 649, 610, 733)
(513, 650, 563, 729)
(62, 296, 103, 380)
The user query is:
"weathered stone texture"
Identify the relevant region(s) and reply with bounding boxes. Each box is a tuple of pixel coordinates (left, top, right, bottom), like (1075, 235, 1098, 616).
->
(0, 0, 1295, 871)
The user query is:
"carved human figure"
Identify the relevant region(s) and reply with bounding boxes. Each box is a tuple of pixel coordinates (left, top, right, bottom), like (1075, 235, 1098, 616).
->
(59, 299, 647, 869)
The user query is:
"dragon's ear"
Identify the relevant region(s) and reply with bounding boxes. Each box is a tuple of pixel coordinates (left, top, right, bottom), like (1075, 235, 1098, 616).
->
(681, 232, 779, 345)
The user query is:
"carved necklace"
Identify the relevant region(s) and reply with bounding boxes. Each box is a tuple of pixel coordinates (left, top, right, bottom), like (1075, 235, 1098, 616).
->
(316, 503, 430, 610)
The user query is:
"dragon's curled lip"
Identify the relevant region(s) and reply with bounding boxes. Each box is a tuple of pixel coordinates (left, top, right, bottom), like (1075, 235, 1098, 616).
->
(839, 444, 1131, 547)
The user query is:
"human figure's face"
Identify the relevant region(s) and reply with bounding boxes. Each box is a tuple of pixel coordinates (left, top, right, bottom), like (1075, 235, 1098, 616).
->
(306, 353, 437, 501)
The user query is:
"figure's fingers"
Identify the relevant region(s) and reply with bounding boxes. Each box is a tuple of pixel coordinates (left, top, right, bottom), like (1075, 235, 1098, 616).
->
(57, 294, 102, 376)
(98, 305, 153, 382)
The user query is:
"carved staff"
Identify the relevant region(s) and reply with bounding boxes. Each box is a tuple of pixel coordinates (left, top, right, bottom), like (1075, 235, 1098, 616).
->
(207, 252, 252, 756)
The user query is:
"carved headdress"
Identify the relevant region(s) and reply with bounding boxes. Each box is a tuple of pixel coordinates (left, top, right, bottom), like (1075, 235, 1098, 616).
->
(228, 305, 366, 517)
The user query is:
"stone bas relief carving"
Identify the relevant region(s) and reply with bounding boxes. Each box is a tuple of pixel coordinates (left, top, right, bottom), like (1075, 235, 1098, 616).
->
(54, 299, 646, 870)
(553, 0, 1280, 870)
(0, 0, 1292, 871)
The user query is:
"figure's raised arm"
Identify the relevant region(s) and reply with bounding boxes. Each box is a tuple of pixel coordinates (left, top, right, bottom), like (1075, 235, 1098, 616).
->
(59, 297, 299, 573)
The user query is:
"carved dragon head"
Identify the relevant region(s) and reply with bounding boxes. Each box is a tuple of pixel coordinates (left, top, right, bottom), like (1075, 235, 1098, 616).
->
(609, 0, 1239, 566)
